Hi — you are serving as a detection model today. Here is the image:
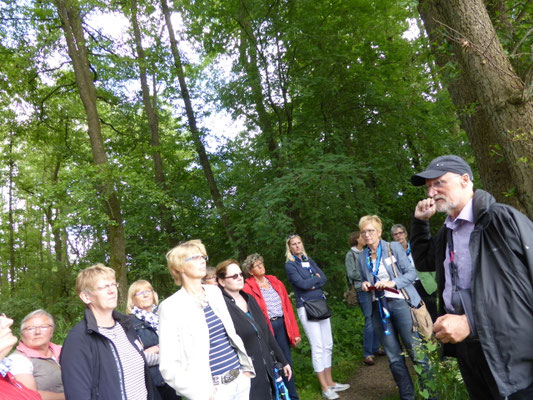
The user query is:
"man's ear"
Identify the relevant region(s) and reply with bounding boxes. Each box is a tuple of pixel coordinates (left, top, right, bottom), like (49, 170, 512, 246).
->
(79, 291, 92, 305)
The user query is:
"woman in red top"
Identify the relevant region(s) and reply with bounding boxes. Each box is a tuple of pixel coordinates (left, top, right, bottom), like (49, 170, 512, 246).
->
(242, 254, 300, 400)
(0, 314, 42, 400)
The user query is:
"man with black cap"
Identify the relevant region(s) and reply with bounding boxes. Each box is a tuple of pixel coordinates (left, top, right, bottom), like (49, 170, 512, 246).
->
(410, 155, 533, 400)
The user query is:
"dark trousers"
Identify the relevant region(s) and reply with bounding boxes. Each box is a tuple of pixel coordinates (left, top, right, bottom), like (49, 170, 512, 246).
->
(457, 341, 533, 400)
(271, 317, 299, 400)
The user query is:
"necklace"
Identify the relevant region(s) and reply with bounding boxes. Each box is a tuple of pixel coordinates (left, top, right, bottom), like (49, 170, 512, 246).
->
(256, 277, 270, 288)
(189, 289, 208, 307)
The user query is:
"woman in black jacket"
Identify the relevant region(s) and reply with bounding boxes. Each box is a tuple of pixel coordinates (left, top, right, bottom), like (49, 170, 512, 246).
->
(216, 259, 291, 400)
(127, 280, 180, 400)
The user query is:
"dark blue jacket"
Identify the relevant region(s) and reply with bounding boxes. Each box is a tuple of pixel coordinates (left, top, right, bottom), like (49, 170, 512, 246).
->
(60, 307, 154, 400)
(285, 255, 328, 308)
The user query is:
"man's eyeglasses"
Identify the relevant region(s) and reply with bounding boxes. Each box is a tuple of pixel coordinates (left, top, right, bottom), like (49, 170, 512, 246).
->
(224, 272, 244, 280)
(425, 174, 463, 193)
(184, 255, 209, 262)
(361, 229, 377, 236)
(94, 282, 119, 292)
(23, 325, 53, 334)
(134, 289, 152, 297)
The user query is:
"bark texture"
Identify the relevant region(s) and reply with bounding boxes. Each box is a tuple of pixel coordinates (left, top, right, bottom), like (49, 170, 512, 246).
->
(418, 0, 533, 217)
(55, 0, 128, 303)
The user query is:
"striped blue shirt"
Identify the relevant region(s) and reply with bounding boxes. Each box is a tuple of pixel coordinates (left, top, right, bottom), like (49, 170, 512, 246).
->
(204, 305, 240, 376)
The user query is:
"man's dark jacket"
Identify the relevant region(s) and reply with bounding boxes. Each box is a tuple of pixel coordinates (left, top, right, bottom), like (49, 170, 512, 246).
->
(411, 189, 533, 397)
(60, 307, 154, 400)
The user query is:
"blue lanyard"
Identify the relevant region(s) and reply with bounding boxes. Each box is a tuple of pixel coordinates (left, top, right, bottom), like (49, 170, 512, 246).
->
(365, 243, 382, 277)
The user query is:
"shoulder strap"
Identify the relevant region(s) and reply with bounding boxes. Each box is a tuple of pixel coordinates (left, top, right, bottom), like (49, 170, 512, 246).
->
(388, 243, 411, 304)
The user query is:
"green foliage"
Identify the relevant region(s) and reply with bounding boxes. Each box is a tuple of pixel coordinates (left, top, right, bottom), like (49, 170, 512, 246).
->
(413, 338, 469, 400)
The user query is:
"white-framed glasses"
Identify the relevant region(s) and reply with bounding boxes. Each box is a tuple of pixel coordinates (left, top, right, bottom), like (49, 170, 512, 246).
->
(184, 255, 209, 262)
(134, 289, 152, 297)
(23, 325, 53, 334)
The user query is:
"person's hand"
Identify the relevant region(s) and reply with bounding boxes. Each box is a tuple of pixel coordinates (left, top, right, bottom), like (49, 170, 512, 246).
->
(294, 336, 302, 345)
(433, 314, 470, 344)
(0, 315, 18, 360)
(242, 371, 252, 378)
(361, 281, 371, 292)
(375, 280, 395, 290)
(144, 345, 159, 354)
(315, 273, 321, 278)
(415, 198, 436, 221)
(282, 364, 292, 381)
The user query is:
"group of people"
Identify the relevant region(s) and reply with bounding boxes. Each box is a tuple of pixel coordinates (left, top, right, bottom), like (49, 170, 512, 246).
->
(344, 155, 533, 400)
(0, 235, 350, 400)
(1, 155, 532, 400)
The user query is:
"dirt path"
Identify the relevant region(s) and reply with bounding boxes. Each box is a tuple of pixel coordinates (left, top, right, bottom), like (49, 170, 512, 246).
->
(338, 355, 399, 400)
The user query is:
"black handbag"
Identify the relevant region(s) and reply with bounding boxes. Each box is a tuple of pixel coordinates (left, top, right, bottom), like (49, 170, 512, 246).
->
(303, 298, 332, 320)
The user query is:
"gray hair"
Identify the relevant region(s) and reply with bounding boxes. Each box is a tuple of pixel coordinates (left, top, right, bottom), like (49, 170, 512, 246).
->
(242, 253, 264, 274)
(20, 309, 55, 331)
(391, 223, 408, 237)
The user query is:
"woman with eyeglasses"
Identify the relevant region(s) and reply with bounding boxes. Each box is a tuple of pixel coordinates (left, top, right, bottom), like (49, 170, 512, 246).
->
(127, 280, 180, 400)
(8, 309, 64, 399)
(357, 216, 432, 400)
(285, 234, 349, 400)
(217, 259, 291, 400)
(61, 264, 154, 400)
(0, 313, 41, 399)
(158, 240, 254, 400)
(242, 253, 300, 400)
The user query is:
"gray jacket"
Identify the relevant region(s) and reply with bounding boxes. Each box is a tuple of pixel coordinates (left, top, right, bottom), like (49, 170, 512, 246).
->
(345, 248, 363, 291)
(357, 239, 421, 307)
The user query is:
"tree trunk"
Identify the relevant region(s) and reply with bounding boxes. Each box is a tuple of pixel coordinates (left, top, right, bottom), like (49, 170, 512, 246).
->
(161, 0, 240, 249)
(8, 135, 15, 292)
(127, 0, 175, 241)
(417, 1, 522, 210)
(55, 0, 128, 303)
(418, 0, 533, 217)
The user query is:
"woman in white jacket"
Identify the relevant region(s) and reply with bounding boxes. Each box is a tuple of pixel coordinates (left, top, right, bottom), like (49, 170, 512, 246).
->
(158, 240, 255, 400)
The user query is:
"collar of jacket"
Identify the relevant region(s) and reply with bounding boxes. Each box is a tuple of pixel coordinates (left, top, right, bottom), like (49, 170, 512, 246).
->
(84, 307, 133, 334)
(472, 189, 496, 225)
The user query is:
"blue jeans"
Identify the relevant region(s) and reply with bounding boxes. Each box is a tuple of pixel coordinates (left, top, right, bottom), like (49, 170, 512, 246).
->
(371, 298, 428, 400)
(271, 317, 299, 400)
(358, 291, 380, 358)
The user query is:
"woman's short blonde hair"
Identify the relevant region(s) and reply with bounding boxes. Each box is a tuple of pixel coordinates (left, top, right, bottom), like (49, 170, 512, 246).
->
(76, 264, 116, 295)
(166, 239, 207, 286)
(285, 234, 308, 262)
(126, 280, 159, 314)
(358, 215, 383, 233)
(242, 253, 263, 275)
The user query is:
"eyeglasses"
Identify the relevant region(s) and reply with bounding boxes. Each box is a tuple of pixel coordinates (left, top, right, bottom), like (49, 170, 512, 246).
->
(203, 276, 216, 281)
(287, 233, 299, 240)
(23, 325, 53, 334)
(94, 282, 119, 292)
(392, 231, 405, 237)
(425, 174, 463, 193)
(224, 272, 244, 280)
(361, 229, 377, 236)
(252, 261, 264, 269)
(134, 289, 152, 297)
(184, 255, 209, 262)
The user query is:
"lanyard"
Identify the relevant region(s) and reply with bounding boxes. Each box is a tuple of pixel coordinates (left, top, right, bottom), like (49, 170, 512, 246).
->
(446, 228, 459, 291)
(365, 243, 382, 277)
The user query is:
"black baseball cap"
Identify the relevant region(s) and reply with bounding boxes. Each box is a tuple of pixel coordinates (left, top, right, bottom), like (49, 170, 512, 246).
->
(411, 155, 473, 186)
